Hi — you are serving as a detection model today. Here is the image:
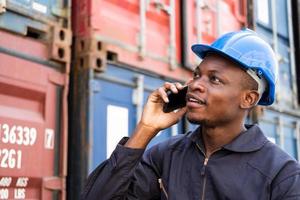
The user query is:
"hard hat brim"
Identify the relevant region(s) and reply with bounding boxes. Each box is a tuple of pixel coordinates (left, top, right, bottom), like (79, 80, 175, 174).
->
(191, 44, 248, 71)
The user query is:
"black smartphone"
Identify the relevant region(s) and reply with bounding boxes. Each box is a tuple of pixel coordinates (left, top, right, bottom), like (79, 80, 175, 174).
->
(163, 86, 188, 113)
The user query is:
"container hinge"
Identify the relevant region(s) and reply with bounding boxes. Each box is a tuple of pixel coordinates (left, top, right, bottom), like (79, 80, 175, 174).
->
(75, 36, 107, 73)
(50, 25, 72, 63)
(43, 177, 65, 191)
(0, 0, 6, 14)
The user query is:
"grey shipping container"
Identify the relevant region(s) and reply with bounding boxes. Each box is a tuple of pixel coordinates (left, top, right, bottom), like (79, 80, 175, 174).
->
(251, 0, 300, 160)
(0, 0, 72, 64)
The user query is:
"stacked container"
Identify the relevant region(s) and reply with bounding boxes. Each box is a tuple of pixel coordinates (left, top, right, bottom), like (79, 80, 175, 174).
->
(0, 0, 71, 199)
(69, 0, 247, 199)
(251, 0, 300, 159)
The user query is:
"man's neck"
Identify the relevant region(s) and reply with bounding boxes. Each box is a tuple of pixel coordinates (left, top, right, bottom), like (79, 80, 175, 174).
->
(201, 123, 246, 157)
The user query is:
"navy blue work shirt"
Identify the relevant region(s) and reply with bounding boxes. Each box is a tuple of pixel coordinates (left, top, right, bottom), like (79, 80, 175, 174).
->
(82, 124, 300, 200)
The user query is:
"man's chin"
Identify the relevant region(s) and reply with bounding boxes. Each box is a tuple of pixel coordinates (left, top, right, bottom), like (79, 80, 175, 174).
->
(187, 116, 204, 125)
(187, 116, 215, 127)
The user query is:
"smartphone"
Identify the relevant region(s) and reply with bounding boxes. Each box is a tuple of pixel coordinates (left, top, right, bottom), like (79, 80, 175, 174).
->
(163, 86, 188, 113)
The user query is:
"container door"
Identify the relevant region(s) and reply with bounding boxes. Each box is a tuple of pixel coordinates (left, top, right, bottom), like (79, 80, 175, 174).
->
(92, 79, 136, 170)
(0, 53, 66, 200)
(182, 0, 247, 69)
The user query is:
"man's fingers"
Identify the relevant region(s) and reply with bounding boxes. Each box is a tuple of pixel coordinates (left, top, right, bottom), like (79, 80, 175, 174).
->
(164, 82, 178, 94)
(175, 82, 184, 90)
(157, 82, 186, 103)
(158, 87, 169, 103)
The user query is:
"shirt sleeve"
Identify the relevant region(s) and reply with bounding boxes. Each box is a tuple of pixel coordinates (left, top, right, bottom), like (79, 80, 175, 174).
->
(81, 137, 162, 200)
(271, 162, 300, 200)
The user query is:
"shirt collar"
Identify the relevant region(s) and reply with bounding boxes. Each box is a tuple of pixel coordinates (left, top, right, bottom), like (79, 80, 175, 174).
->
(188, 124, 269, 153)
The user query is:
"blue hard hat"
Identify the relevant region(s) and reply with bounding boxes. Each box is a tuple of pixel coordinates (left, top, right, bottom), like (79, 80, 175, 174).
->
(191, 28, 278, 106)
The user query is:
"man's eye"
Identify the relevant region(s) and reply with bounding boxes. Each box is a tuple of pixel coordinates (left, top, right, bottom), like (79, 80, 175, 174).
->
(210, 76, 221, 84)
(193, 72, 200, 79)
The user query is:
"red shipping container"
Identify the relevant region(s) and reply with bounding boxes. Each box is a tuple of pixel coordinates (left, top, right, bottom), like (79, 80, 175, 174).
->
(0, 30, 68, 200)
(72, 0, 192, 81)
(182, 0, 247, 68)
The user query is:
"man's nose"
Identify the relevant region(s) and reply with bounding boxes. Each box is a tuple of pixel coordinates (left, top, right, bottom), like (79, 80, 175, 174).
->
(188, 78, 206, 93)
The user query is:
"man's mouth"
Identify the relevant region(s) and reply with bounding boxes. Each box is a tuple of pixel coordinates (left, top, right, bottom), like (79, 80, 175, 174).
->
(186, 94, 206, 105)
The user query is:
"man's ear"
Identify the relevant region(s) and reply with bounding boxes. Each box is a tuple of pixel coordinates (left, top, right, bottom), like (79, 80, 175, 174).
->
(240, 90, 259, 109)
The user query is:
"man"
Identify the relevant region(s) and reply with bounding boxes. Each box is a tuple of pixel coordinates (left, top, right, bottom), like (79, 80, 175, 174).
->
(82, 29, 300, 199)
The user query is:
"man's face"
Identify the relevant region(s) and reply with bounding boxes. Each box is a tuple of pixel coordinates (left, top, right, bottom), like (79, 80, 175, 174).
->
(186, 54, 247, 126)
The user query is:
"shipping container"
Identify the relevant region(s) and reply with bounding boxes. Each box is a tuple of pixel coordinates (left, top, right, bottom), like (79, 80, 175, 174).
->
(253, 0, 298, 109)
(72, 0, 191, 80)
(250, 0, 300, 159)
(0, 30, 69, 199)
(0, 0, 71, 198)
(0, 0, 72, 64)
(181, 0, 248, 68)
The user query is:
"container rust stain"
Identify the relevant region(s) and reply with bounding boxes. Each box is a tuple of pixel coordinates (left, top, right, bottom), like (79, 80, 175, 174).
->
(0, 52, 67, 199)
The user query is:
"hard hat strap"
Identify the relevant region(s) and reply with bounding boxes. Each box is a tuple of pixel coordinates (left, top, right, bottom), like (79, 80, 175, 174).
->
(246, 69, 267, 103)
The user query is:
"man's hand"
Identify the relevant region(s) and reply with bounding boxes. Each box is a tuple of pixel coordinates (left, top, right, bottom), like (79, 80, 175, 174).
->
(125, 82, 187, 149)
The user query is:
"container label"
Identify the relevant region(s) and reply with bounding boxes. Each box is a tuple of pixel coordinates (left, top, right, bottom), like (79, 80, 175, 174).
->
(0, 188, 8, 199)
(0, 123, 39, 170)
(32, 1, 47, 14)
(0, 177, 29, 199)
(0, 124, 37, 146)
(0, 149, 22, 169)
(44, 128, 54, 149)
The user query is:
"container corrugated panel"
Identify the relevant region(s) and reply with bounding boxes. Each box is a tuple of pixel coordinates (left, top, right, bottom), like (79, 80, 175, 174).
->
(72, 0, 192, 80)
(182, 0, 247, 68)
(68, 64, 186, 200)
(252, 0, 300, 160)
(254, 0, 298, 109)
(259, 109, 299, 160)
(0, 18, 69, 200)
